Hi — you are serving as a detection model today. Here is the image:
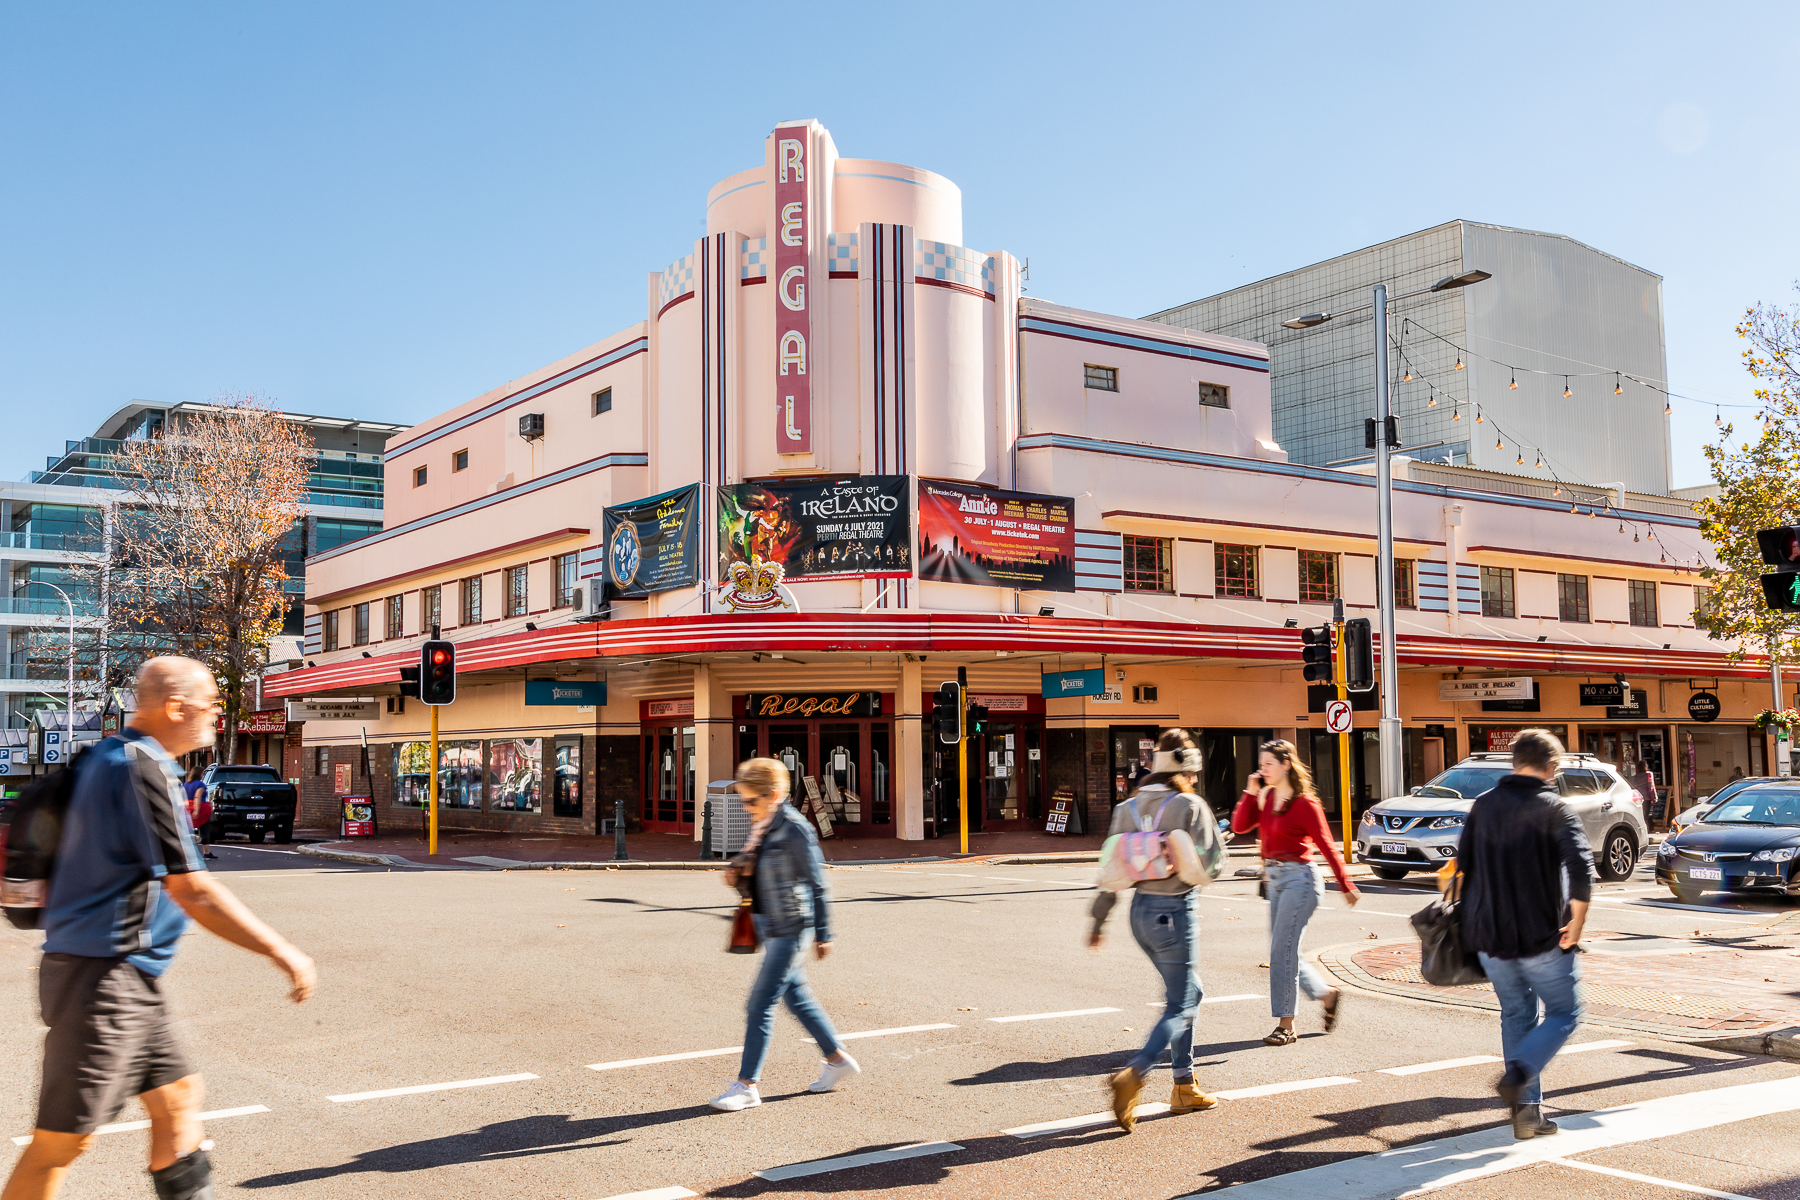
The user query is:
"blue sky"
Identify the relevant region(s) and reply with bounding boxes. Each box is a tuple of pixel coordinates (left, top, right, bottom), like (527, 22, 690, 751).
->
(4, 1, 1795, 491)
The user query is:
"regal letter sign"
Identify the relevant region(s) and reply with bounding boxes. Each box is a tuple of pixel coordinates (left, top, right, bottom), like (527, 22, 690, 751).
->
(774, 127, 811, 453)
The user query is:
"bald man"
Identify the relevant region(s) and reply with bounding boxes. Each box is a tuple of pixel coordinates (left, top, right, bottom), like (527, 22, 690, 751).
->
(4, 657, 315, 1200)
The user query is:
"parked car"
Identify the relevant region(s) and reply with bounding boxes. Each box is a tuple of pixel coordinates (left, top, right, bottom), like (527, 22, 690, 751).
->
(1669, 776, 1791, 836)
(1656, 781, 1800, 902)
(200, 763, 298, 844)
(1356, 752, 1649, 883)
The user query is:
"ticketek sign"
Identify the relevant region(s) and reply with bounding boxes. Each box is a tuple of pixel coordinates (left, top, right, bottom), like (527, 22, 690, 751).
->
(774, 124, 811, 454)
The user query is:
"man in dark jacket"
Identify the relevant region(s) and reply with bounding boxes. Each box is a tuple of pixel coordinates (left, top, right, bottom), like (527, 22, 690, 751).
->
(1457, 728, 1592, 1141)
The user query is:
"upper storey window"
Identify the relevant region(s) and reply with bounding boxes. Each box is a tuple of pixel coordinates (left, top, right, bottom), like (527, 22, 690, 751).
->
(1084, 365, 1118, 392)
(1198, 382, 1230, 409)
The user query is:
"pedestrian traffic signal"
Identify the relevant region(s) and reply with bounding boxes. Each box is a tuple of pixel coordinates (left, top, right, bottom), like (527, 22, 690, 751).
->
(398, 665, 420, 700)
(1300, 624, 1333, 683)
(420, 640, 456, 705)
(1758, 527, 1800, 613)
(1343, 617, 1374, 692)
(933, 681, 963, 745)
(966, 702, 990, 738)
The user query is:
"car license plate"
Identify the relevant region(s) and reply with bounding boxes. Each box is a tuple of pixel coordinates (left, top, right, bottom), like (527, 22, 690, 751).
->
(246, 812, 267, 821)
(1689, 867, 1721, 881)
(1382, 842, 1407, 855)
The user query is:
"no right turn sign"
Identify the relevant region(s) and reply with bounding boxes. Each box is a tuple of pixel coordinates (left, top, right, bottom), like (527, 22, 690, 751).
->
(1325, 700, 1353, 734)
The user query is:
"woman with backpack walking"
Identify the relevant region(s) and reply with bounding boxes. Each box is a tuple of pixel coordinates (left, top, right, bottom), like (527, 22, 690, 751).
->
(708, 757, 859, 1112)
(1089, 729, 1225, 1133)
(1232, 739, 1358, 1046)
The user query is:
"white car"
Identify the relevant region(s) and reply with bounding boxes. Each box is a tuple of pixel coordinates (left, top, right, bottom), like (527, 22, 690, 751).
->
(1356, 752, 1650, 883)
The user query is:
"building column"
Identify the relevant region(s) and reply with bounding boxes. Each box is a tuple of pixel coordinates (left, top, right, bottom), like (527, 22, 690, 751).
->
(692, 663, 732, 840)
(898, 657, 924, 839)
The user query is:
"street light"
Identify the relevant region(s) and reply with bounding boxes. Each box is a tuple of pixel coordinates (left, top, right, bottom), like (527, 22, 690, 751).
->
(1282, 269, 1492, 803)
(34, 581, 78, 755)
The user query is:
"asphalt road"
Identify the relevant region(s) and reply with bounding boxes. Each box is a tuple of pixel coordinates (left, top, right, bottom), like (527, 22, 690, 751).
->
(2, 844, 1798, 1199)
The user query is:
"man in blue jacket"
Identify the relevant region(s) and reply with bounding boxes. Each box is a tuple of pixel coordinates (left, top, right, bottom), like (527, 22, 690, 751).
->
(4, 658, 316, 1200)
(1457, 728, 1592, 1141)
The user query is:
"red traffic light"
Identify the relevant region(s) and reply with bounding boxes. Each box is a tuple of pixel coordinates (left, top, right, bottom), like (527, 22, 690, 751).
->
(431, 649, 450, 665)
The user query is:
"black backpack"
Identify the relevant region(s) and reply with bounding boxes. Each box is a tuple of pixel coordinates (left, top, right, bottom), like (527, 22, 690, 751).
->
(2, 747, 89, 931)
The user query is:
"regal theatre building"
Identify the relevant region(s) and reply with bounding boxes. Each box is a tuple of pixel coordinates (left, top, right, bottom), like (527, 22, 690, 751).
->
(269, 120, 1784, 847)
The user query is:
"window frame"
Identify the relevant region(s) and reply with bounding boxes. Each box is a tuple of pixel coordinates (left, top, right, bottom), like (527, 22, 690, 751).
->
(1480, 565, 1516, 619)
(460, 575, 483, 625)
(1197, 381, 1230, 409)
(324, 609, 340, 651)
(1297, 549, 1338, 605)
(1628, 578, 1659, 628)
(413, 465, 427, 487)
(505, 565, 528, 618)
(1121, 535, 1173, 593)
(553, 552, 579, 608)
(1557, 573, 1591, 624)
(1083, 364, 1119, 393)
(385, 594, 404, 640)
(1214, 542, 1259, 599)
(593, 387, 612, 415)
(452, 448, 468, 472)
(314, 746, 330, 776)
(352, 602, 370, 646)
(1393, 560, 1416, 609)
(424, 585, 442, 633)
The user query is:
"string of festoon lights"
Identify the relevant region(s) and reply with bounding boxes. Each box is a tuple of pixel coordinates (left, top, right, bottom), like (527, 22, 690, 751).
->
(1387, 332, 1712, 575)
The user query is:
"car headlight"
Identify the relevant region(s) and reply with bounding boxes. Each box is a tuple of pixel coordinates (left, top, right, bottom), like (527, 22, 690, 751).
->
(1657, 841, 1677, 858)
(1361, 812, 1380, 826)
(1752, 847, 1799, 862)
(1429, 816, 1464, 830)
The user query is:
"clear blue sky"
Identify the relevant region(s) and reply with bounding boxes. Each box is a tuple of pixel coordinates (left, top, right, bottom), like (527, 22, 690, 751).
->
(4, 1, 1795, 491)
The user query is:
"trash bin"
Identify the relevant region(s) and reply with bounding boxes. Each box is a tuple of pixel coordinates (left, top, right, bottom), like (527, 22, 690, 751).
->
(704, 780, 751, 857)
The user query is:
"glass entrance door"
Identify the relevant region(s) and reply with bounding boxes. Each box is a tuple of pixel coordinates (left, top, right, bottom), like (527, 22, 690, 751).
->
(642, 724, 696, 832)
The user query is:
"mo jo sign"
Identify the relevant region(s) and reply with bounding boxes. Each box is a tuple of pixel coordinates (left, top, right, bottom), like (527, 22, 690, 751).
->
(775, 125, 812, 454)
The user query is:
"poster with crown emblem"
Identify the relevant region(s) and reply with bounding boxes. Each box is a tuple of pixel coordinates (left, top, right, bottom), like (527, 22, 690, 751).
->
(717, 476, 912, 592)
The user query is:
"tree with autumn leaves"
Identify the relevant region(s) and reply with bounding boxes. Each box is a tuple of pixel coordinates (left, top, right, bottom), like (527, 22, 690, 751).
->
(1695, 292, 1800, 691)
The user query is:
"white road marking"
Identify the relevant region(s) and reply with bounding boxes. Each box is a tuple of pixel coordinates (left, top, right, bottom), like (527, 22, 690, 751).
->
(1551, 1158, 1759, 1199)
(1379, 1055, 1502, 1076)
(327, 1073, 538, 1102)
(11, 1105, 269, 1146)
(1556, 1038, 1634, 1055)
(1145, 994, 1262, 1007)
(924, 873, 1083, 887)
(1589, 897, 1753, 921)
(1168, 1074, 1800, 1200)
(1213, 1076, 1359, 1101)
(586, 1048, 741, 1071)
(805, 1023, 958, 1043)
(1005, 1102, 1172, 1138)
(218, 845, 301, 855)
(989, 1007, 1120, 1023)
(596, 1189, 699, 1200)
(754, 1140, 962, 1182)
(232, 869, 358, 878)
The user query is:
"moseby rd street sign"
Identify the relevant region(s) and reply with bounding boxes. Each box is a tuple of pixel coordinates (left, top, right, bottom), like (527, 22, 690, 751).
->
(1325, 700, 1353, 734)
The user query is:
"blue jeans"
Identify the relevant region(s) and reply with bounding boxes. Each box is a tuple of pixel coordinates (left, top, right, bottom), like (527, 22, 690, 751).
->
(1128, 891, 1203, 1079)
(738, 929, 844, 1083)
(1266, 861, 1331, 1019)
(1478, 947, 1583, 1105)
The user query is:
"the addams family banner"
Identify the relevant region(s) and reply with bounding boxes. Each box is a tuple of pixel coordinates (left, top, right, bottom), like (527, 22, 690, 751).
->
(917, 479, 1077, 591)
(718, 476, 912, 582)
(602, 484, 700, 597)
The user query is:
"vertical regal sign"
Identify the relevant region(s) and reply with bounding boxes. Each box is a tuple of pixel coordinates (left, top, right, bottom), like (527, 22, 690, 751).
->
(774, 125, 811, 453)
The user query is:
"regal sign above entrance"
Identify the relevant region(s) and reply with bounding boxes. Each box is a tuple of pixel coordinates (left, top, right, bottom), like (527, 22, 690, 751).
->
(1438, 677, 1534, 702)
(774, 123, 812, 454)
(745, 692, 882, 718)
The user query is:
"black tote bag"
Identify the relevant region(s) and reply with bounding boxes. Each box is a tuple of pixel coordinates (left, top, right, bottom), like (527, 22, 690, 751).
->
(1409, 877, 1487, 987)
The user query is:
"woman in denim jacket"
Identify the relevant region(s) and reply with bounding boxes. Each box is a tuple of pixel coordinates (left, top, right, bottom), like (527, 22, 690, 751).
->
(708, 758, 860, 1111)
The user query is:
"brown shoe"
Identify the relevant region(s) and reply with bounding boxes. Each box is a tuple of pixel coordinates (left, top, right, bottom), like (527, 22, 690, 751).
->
(1109, 1066, 1145, 1132)
(1262, 1026, 1297, 1046)
(1169, 1081, 1219, 1113)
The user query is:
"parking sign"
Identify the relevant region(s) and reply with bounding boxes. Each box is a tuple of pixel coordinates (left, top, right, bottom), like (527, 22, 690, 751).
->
(0, 748, 11, 776)
(43, 730, 62, 765)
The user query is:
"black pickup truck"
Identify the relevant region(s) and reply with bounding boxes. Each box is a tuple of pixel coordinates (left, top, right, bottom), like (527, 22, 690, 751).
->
(201, 764, 298, 843)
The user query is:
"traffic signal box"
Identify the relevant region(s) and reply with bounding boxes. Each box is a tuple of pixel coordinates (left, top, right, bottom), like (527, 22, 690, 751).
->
(398, 666, 420, 700)
(1300, 624, 1334, 683)
(966, 702, 990, 738)
(933, 682, 963, 745)
(420, 640, 457, 706)
(1343, 618, 1374, 692)
(1758, 527, 1800, 613)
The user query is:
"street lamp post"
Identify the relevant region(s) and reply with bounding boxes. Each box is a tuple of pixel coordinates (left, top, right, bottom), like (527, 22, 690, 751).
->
(36, 581, 77, 755)
(1284, 270, 1492, 801)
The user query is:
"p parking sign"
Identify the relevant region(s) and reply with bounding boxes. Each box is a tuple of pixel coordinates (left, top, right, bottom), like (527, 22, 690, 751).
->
(43, 731, 63, 765)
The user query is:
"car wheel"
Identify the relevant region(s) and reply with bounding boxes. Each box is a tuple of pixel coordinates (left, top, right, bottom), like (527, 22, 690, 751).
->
(1371, 865, 1410, 881)
(1597, 830, 1638, 882)
(275, 826, 293, 844)
(248, 829, 267, 844)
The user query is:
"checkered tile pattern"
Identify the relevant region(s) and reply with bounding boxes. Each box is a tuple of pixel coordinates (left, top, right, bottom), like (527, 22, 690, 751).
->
(740, 237, 767, 280)
(659, 252, 695, 308)
(827, 231, 858, 275)
(914, 239, 994, 295)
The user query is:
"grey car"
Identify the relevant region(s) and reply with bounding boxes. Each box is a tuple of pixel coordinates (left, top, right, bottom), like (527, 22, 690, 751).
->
(1355, 752, 1649, 883)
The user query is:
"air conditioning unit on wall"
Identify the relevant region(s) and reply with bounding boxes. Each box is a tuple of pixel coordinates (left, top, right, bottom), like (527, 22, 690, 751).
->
(519, 412, 545, 440)
(573, 584, 609, 622)
(1132, 684, 1158, 704)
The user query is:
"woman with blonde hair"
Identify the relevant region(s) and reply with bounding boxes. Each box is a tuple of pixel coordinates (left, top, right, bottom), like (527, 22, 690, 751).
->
(707, 757, 859, 1111)
(1232, 739, 1359, 1045)
(1090, 728, 1224, 1133)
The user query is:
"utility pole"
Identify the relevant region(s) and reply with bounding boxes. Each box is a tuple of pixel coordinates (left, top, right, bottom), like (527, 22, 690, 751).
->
(1334, 598, 1353, 851)
(958, 665, 969, 856)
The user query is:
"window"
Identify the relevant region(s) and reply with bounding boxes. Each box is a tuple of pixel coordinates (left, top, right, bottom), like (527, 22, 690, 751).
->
(1122, 535, 1172, 592)
(1298, 550, 1338, 604)
(1215, 543, 1259, 598)
(1197, 382, 1230, 409)
(1557, 573, 1590, 623)
(1693, 586, 1714, 626)
(489, 737, 542, 812)
(554, 552, 579, 608)
(1393, 560, 1415, 609)
(314, 746, 330, 776)
(424, 585, 442, 632)
(461, 576, 482, 625)
(505, 565, 528, 617)
(353, 602, 370, 645)
(385, 594, 404, 640)
(393, 740, 481, 809)
(413, 465, 427, 487)
(552, 736, 582, 817)
(1480, 566, 1516, 618)
(1083, 364, 1118, 392)
(1629, 578, 1659, 627)
(324, 609, 340, 651)
(593, 387, 612, 415)
(452, 449, 468, 472)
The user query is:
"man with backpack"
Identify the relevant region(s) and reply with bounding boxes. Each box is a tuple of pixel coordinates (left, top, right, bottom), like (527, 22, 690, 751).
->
(3, 657, 316, 1200)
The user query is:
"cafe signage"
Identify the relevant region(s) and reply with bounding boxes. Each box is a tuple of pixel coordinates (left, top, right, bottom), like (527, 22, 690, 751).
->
(1687, 691, 1721, 722)
(1438, 677, 1533, 702)
(744, 691, 882, 718)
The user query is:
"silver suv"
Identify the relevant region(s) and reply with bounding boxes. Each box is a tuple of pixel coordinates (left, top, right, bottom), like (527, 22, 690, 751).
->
(1355, 752, 1649, 883)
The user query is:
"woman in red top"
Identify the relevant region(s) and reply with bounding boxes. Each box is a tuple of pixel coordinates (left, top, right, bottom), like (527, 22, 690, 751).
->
(1232, 739, 1358, 1045)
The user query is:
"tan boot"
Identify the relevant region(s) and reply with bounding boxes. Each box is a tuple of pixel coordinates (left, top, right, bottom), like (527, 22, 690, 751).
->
(1169, 1081, 1219, 1113)
(1109, 1066, 1145, 1132)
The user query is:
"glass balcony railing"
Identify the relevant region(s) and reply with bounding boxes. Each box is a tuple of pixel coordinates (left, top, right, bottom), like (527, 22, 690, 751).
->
(0, 530, 101, 552)
(0, 596, 100, 618)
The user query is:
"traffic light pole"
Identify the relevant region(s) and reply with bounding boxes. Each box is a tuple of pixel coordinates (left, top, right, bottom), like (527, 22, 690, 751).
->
(1334, 601, 1353, 853)
(958, 666, 969, 856)
(428, 702, 439, 856)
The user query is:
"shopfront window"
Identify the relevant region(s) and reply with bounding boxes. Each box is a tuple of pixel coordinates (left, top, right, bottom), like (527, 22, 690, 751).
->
(439, 741, 482, 808)
(769, 725, 809, 787)
(820, 724, 864, 823)
(869, 724, 893, 826)
(489, 738, 542, 812)
(394, 741, 431, 806)
(552, 736, 582, 817)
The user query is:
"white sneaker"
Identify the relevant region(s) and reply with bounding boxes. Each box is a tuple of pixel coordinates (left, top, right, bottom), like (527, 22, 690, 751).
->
(808, 1053, 862, 1093)
(708, 1081, 761, 1111)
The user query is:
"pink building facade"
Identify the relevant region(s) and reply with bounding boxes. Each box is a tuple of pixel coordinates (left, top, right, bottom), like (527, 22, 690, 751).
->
(269, 121, 1777, 846)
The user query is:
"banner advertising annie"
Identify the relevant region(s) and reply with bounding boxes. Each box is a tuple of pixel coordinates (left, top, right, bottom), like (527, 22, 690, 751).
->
(603, 484, 700, 597)
(719, 476, 911, 582)
(918, 479, 1076, 591)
